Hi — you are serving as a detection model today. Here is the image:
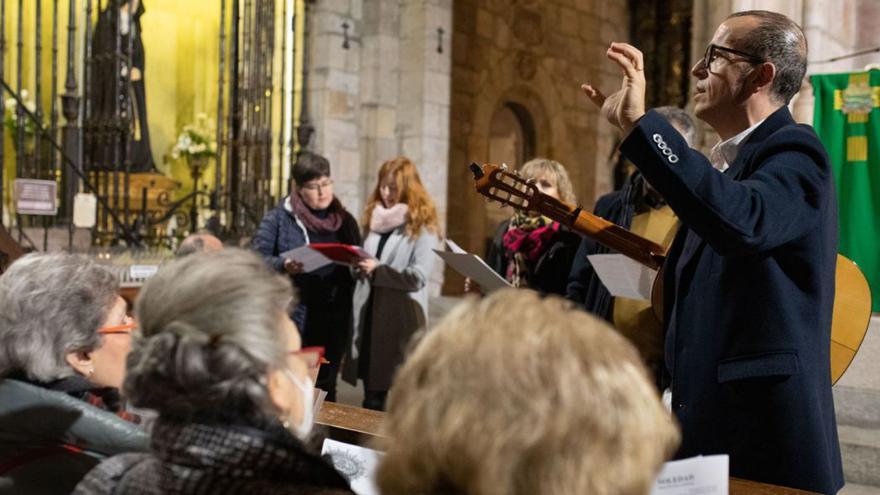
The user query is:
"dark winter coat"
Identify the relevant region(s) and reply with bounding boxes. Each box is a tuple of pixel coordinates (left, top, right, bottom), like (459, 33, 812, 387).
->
(621, 107, 843, 494)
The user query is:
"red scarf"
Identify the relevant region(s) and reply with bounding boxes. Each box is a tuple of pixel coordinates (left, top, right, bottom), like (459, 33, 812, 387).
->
(289, 193, 344, 234)
(501, 213, 560, 287)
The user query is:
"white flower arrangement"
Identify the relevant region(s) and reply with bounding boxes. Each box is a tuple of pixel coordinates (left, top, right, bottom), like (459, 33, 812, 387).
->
(171, 115, 216, 161)
(3, 89, 42, 140)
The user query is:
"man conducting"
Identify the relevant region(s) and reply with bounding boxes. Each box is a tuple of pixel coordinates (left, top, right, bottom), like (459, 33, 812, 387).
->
(582, 10, 843, 494)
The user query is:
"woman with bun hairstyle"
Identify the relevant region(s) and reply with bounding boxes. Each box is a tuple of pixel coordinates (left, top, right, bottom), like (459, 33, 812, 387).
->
(75, 249, 353, 495)
(343, 157, 440, 411)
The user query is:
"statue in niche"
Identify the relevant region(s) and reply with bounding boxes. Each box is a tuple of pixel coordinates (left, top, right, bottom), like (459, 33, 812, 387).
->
(89, 0, 155, 173)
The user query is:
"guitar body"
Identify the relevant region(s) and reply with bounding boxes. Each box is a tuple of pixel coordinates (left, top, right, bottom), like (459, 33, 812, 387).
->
(830, 254, 873, 384)
(470, 162, 873, 385)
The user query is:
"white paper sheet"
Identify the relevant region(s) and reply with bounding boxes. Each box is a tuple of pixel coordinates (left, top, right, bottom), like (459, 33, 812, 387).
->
(650, 455, 729, 495)
(281, 246, 333, 273)
(433, 240, 511, 293)
(445, 238, 468, 254)
(321, 439, 383, 495)
(586, 253, 657, 300)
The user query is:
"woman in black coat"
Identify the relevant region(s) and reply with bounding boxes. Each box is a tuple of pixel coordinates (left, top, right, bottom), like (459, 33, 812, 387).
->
(253, 152, 360, 402)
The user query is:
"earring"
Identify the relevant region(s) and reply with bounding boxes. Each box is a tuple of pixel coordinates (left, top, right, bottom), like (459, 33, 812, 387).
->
(87, 367, 95, 377)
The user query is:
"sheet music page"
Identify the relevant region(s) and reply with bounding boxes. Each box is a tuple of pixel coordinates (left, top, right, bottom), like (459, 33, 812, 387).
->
(433, 242, 511, 293)
(586, 253, 657, 300)
(281, 246, 333, 273)
(321, 439, 383, 495)
(650, 455, 729, 495)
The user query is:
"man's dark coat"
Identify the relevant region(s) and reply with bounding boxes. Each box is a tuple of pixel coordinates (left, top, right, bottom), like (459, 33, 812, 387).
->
(620, 107, 844, 494)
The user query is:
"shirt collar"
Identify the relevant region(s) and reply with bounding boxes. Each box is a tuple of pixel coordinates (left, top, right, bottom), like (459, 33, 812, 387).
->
(708, 117, 767, 172)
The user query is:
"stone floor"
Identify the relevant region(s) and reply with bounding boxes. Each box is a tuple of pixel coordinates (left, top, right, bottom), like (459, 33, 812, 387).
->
(841, 484, 880, 494)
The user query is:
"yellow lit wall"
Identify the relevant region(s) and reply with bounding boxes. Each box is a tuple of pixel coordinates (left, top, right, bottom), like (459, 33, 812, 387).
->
(141, 0, 221, 195)
(2, 0, 301, 218)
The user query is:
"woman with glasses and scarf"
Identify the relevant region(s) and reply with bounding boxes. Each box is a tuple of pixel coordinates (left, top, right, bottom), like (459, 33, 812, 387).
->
(75, 249, 353, 495)
(481, 158, 581, 296)
(0, 253, 148, 494)
(344, 157, 440, 411)
(253, 151, 361, 402)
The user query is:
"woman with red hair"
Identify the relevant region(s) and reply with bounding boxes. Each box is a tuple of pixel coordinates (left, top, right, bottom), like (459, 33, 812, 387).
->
(343, 157, 440, 411)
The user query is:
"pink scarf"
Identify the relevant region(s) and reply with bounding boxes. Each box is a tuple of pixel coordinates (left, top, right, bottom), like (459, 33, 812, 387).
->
(370, 204, 409, 234)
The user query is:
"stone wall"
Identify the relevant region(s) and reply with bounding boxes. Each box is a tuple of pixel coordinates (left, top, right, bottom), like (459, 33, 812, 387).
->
(690, 0, 880, 145)
(446, 0, 629, 292)
(304, 0, 452, 294)
(306, 0, 453, 224)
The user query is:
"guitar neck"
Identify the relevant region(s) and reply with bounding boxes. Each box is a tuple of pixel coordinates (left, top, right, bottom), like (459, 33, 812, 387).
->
(567, 210, 666, 270)
(470, 162, 666, 270)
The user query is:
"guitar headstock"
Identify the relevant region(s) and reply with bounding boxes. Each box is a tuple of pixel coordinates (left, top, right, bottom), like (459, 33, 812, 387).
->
(469, 163, 667, 269)
(469, 162, 578, 224)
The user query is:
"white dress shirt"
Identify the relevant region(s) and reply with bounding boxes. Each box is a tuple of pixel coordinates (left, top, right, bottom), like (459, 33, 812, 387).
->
(708, 117, 767, 172)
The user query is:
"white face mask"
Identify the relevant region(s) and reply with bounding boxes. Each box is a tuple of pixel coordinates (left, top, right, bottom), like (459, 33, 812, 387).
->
(283, 369, 314, 440)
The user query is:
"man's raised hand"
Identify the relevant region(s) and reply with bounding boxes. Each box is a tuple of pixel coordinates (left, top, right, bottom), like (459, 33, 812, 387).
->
(581, 42, 647, 133)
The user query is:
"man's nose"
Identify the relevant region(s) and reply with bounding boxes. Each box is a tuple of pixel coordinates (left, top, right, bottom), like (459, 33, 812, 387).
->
(691, 59, 707, 78)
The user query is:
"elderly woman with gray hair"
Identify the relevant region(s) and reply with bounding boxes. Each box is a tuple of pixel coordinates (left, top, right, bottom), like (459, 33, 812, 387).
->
(0, 253, 147, 494)
(75, 249, 353, 495)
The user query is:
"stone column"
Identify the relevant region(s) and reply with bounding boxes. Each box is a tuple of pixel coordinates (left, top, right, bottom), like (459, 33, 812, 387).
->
(308, 0, 364, 210)
(358, 0, 400, 211)
(397, 0, 453, 231)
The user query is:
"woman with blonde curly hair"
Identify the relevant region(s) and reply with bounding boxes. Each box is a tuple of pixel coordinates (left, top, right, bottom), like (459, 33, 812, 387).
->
(342, 156, 440, 411)
(377, 289, 679, 495)
(482, 158, 581, 295)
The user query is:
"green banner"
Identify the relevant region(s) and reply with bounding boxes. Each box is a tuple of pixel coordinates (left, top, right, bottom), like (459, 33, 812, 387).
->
(811, 70, 880, 311)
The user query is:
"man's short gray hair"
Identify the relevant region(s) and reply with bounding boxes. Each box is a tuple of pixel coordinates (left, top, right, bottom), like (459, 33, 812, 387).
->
(729, 10, 807, 104)
(0, 253, 119, 382)
(654, 106, 697, 146)
(125, 248, 294, 424)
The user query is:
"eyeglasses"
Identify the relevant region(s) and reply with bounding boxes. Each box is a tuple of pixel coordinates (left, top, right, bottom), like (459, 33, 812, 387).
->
(289, 346, 329, 370)
(301, 180, 334, 192)
(98, 322, 137, 336)
(700, 43, 764, 71)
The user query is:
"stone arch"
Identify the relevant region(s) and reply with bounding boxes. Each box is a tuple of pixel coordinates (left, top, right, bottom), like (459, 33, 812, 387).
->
(448, 49, 574, 260)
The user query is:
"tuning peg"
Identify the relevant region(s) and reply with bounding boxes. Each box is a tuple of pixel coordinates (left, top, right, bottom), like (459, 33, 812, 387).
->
(500, 163, 509, 171)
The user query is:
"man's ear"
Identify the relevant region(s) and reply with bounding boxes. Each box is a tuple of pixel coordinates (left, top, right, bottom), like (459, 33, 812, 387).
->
(65, 351, 94, 378)
(749, 62, 777, 94)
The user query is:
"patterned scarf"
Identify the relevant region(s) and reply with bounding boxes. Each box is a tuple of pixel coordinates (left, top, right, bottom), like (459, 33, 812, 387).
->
(289, 193, 345, 235)
(501, 211, 560, 288)
(146, 420, 351, 492)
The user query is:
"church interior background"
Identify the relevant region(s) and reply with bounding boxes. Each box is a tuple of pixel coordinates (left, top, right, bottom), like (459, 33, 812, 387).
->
(1, 0, 879, 490)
